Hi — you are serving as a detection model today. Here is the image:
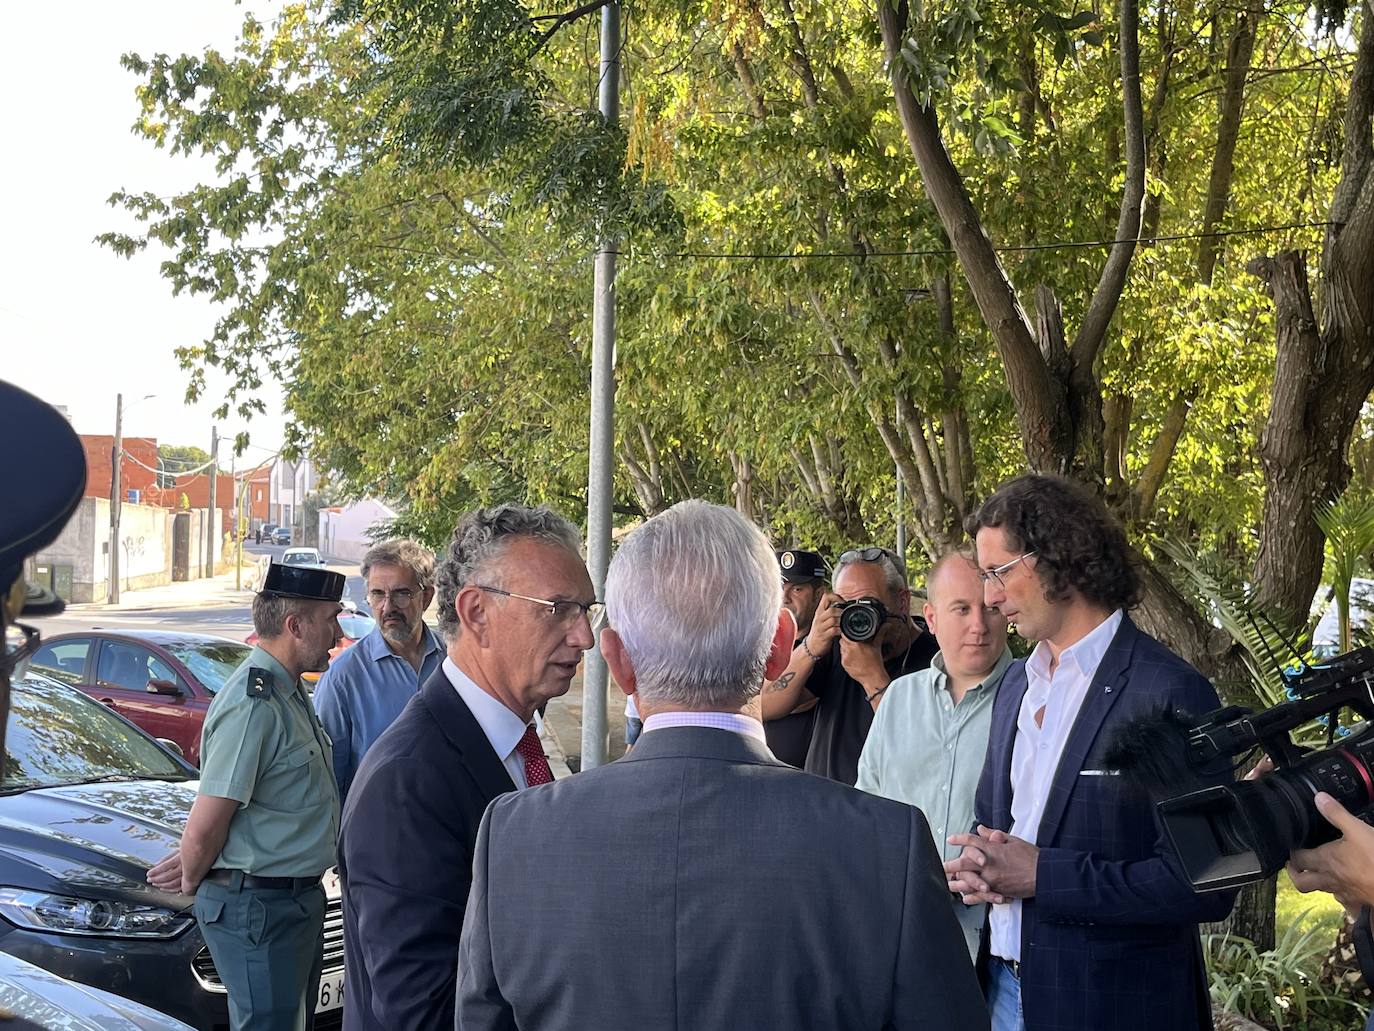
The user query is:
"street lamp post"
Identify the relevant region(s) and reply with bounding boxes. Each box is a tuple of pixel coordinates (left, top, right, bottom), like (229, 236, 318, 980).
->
(108, 392, 155, 604)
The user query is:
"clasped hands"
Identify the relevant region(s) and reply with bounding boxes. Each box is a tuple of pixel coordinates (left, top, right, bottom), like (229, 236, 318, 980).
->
(944, 825, 1038, 905)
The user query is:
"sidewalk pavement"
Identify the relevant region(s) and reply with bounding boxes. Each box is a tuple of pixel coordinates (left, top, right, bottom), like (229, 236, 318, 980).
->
(66, 564, 261, 613)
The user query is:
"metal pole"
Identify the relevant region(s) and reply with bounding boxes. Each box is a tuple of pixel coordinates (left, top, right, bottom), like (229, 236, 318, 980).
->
(233, 455, 243, 591)
(108, 393, 123, 604)
(206, 426, 218, 579)
(580, 0, 621, 772)
(894, 399, 907, 563)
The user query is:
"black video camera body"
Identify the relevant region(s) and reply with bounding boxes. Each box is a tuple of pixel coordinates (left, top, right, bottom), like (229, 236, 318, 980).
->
(834, 598, 890, 643)
(1148, 648, 1374, 892)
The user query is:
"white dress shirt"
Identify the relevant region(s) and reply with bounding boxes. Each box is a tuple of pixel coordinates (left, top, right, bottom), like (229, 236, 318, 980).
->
(641, 710, 768, 743)
(442, 657, 540, 790)
(990, 609, 1123, 961)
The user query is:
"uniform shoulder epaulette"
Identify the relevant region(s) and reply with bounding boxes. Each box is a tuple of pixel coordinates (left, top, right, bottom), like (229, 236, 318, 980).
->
(245, 667, 276, 700)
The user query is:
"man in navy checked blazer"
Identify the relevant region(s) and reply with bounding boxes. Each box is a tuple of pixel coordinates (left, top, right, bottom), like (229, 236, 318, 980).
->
(946, 475, 1235, 1031)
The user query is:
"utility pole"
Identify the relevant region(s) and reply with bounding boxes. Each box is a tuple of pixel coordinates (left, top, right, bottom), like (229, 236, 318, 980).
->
(206, 426, 218, 579)
(108, 393, 123, 604)
(580, 0, 621, 772)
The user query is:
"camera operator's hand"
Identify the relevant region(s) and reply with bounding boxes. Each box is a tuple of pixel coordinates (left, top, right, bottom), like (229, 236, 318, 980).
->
(839, 635, 890, 705)
(805, 593, 842, 655)
(1288, 792, 1374, 916)
(1243, 755, 1275, 781)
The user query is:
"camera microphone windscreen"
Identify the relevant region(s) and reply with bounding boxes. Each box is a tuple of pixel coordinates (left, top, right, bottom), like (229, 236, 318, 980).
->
(1103, 706, 1213, 799)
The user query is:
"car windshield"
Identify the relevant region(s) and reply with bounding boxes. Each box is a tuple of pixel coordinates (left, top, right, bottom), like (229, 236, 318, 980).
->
(2, 674, 190, 792)
(338, 614, 376, 639)
(283, 552, 319, 565)
(161, 640, 252, 695)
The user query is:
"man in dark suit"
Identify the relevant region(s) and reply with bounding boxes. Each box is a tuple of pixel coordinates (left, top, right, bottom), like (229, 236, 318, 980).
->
(456, 500, 986, 1031)
(339, 505, 598, 1030)
(946, 475, 1235, 1031)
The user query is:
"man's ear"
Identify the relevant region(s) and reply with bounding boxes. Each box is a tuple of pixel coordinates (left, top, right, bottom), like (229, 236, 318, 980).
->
(283, 608, 306, 641)
(894, 587, 912, 618)
(764, 608, 797, 681)
(454, 586, 490, 645)
(421, 584, 437, 611)
(922, 600, 937, 636)
(600, 627, 636, 695)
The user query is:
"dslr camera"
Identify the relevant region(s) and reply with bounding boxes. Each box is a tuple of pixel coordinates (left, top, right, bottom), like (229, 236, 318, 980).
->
(834, 598, 891, 643)
(1130, 648, 1374, 893)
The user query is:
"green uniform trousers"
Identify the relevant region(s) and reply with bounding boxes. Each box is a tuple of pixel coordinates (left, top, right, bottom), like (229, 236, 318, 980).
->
(195, 874, 326, 1031)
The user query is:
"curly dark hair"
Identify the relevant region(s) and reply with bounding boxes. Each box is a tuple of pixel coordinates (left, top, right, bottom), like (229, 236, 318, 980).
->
(964, 474, 1142, 611)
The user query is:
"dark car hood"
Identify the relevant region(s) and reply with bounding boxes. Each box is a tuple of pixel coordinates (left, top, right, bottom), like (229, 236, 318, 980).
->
(0, 780, 196, 909)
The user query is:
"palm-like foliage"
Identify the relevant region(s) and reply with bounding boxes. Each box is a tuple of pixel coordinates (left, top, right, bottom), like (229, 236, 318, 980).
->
(1154, 537, 1304, 709)
(1314, 491, 1374, 653)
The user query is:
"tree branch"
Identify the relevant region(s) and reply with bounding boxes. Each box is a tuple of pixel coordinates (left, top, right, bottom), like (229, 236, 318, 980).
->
(1070, 0, 1146, 372)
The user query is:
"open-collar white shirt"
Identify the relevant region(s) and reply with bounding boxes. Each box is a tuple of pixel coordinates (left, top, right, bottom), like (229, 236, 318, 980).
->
(442, 656, 540, 790)
(990, 608, 1123, 962)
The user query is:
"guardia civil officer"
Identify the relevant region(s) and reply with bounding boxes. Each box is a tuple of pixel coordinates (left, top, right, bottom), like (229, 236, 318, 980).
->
(148, 563, 344, 1031)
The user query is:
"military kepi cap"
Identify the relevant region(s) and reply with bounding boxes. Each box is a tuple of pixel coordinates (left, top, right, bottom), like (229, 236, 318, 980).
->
(778, 549, 828, 584)
(259, 562, 345, 602)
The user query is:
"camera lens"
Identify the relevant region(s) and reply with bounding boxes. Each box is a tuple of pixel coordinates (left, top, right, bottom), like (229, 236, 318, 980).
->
(840, 604, 879, 643)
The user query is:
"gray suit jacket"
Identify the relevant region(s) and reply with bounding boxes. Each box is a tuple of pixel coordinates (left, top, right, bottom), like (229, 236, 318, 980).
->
(456, 725, 988, 1031)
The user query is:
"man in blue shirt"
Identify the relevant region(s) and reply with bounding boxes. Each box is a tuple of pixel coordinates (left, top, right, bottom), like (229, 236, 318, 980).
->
(314, 539, 444, 797)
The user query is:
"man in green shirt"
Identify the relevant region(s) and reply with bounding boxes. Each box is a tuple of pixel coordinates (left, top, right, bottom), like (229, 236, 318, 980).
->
(148, 563, 344, 1031)
(856, 551, 1012, 958)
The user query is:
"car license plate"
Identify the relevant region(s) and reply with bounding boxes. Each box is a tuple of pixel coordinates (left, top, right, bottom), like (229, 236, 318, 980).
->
(316, 972, 344, 1013)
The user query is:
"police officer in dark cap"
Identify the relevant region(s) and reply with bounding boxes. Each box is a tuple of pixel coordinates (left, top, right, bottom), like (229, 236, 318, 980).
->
(764, 549, 828, 767)
(148, 562, 344, 1031)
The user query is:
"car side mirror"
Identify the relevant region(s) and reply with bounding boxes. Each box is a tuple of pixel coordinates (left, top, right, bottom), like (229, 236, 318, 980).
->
(156, 738, 185, 758)
(146, 679, 182, 696)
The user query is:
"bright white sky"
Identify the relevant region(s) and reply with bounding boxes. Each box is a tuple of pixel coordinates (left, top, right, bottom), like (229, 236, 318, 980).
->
(1, 1, 286, 460)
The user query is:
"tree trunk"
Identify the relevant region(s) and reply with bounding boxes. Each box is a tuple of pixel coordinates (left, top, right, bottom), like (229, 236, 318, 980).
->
(1205, 877, 1276, 955)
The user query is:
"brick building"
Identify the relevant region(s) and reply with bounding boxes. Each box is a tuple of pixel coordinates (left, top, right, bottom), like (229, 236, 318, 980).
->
(79, 435, 159, 502)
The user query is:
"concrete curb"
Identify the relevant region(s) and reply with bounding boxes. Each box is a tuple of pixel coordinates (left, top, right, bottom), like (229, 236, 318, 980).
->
(539, 719, 574, 780)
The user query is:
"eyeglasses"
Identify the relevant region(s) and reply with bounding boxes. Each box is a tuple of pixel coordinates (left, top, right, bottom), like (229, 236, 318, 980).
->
(473, 585, 607, 630)
(839, 547, 906, 575)
(367, 587, 418, 606)
(978, 552, 1036, 589)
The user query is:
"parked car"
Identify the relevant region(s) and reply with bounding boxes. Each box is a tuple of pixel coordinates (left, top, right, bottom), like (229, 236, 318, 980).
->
(281, 546, 324, 567)
(246, 611, 377, 685)
(0, 671, 345, 1030)
(0, 948, 196, 1029)
(28, 631, 252, 767)
(272, 526, 291, 545)
(343, 574, 372, 617)
(258, 523, 278, 543)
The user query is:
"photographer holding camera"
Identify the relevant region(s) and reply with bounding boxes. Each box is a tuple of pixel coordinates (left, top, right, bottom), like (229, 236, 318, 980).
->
(761, 546, 936, 785)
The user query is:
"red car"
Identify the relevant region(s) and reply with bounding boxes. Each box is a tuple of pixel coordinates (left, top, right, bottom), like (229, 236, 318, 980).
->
(27, 631, 252, 767)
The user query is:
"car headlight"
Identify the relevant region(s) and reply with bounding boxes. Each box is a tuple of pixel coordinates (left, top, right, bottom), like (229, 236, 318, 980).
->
(0, 888, 193, 939)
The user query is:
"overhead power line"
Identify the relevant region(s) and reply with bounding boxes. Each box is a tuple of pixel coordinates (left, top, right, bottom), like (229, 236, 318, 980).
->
(657, 220, 1337, 262)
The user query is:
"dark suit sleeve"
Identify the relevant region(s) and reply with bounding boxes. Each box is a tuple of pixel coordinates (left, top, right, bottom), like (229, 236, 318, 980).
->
(456, 803, 516, 1031)
(344, 755, 476, 1028)
(1035, 669, 1237, 926)
(889, 807, 990, 1030)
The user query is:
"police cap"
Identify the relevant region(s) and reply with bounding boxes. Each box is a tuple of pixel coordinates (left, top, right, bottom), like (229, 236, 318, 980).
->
(0, 381, 86, 619)
(778, 549, 828, 584)
(259, 562, 345, 602)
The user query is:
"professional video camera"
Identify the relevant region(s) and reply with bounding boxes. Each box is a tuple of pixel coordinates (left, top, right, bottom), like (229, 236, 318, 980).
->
(1109, 647, 1374, 894)
(834, 598, 891, 643)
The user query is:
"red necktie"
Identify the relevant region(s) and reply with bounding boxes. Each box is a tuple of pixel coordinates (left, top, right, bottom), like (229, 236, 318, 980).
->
(516, 724, 553, 787)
